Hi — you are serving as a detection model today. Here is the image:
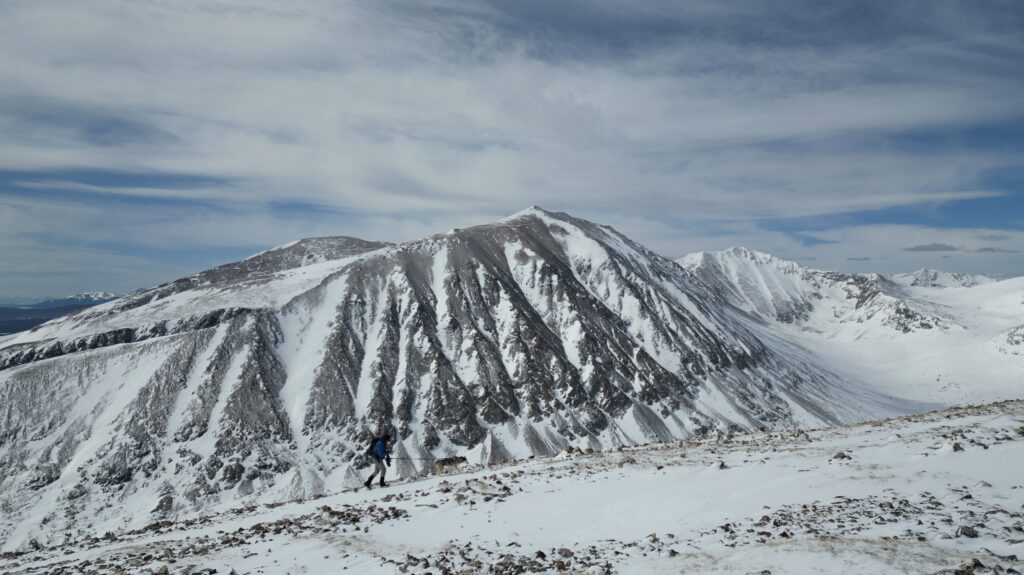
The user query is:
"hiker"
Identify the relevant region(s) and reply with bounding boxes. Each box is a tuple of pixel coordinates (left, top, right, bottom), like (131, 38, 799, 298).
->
(363, 433, 392, 489)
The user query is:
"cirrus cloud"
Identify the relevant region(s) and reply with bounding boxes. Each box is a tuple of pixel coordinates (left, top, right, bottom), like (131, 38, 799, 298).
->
(0, 0, 1022, 296)
(905, 243, 960, 252)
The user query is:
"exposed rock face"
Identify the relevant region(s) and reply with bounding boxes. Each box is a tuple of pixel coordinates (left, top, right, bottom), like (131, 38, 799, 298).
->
(0, 208, 898, 550)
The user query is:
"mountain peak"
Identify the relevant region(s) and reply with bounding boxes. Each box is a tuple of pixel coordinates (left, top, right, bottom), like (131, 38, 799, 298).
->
(65, 291, 119, 301)
(678, 246, 799, 272)
(890, 268, 994, 288)
(251, 235, 392, 260)
(18, 292, 121, 310)
(721, 246, 776, 261)
(500, 205, 569, 222)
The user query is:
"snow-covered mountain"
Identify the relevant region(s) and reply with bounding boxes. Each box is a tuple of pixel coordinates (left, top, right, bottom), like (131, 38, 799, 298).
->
(14, 292, 122, 310)
(679, 247, 1024, 405)
(49, 291, 121, 306)
(0, 209, 910, 550)
(0, 297, 39, 307)
(890, 269, 995, 288)
(0, 293, 123, 336)
(678, 247, 957, 332)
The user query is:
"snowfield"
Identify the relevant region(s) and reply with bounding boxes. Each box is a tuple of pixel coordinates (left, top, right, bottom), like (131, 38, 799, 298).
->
(785, 276, 1024, 406)
(2, 400, 1021, 575)
(679, 247, 1024, 406)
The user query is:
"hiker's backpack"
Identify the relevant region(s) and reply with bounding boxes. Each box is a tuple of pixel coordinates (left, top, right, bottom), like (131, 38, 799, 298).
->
(365, 437, 378, 457)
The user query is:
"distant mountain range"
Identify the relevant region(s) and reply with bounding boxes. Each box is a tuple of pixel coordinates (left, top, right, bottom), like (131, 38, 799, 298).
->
(889, 269, 994, 288)
(0, 292, 121, 309)
(0, 292, 121, 335)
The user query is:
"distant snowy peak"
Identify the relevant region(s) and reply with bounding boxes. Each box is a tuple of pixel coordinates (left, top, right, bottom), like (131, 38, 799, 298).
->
(677, 247, 835, 323)
(678, 246, 813, 278)
(26, 292, 121, 309)
(677, 247, 955, 333)
(890, 269, 994, 288)
(62, 291, 120, 303)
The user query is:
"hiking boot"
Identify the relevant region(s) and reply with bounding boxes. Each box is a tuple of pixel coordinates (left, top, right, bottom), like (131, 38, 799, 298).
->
(363, 479, 372, 489)
(379, 480, 387, 488)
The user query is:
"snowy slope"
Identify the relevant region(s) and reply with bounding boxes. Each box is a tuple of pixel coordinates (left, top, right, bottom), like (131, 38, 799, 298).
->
(2, 400, 1021, 575)
(679, 247, 958, 332)
(679, 248, 1024, 405)
(1, 236, 392, 346)
(0, 210, 914, 551)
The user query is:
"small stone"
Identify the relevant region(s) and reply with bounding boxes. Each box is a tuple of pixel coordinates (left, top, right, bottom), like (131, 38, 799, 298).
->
(956, 525, 979, 538)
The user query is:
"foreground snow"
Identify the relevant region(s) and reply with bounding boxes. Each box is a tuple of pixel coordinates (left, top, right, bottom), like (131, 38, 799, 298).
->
(3, 400, 1022, 575)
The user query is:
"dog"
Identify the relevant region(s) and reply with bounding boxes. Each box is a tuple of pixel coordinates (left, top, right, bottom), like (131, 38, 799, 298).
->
(433, 456, 468, 475)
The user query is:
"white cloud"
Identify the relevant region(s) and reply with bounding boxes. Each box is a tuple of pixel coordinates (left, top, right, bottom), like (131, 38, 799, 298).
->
(794, 225, 1024, 276)
(0, 0, 1022, 293)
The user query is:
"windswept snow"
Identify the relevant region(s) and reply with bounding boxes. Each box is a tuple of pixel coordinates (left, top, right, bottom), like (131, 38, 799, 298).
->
(2, 400, 1021, 575)
(2, 237, 391, 348)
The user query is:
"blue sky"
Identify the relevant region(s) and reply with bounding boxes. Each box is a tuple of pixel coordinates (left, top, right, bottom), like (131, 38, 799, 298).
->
(1, 1, 1022, 299)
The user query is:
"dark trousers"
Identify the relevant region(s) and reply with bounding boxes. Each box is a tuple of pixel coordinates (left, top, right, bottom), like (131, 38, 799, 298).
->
(368, 458, 387, 483)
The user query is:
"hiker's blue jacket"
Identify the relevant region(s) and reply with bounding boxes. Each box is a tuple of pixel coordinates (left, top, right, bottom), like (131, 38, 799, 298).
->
(373, 439, 388, 460)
